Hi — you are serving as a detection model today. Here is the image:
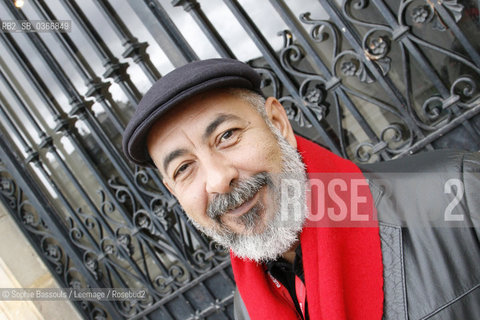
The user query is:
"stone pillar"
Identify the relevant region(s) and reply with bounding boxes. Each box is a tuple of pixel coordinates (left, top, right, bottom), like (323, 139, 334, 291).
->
(0, 202, 82, 320)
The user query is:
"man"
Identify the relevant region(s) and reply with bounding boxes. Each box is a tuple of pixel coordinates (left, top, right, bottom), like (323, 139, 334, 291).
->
(123, 58, 480, 320)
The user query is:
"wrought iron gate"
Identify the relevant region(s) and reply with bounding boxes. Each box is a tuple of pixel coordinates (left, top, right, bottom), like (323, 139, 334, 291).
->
(0, 0, 479, 319)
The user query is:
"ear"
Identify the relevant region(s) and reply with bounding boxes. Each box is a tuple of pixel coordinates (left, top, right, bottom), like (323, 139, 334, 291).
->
(264, 97, 297, 148)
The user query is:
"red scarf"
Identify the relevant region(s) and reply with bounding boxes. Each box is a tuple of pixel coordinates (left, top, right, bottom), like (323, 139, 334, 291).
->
(231, 135, 383, 319)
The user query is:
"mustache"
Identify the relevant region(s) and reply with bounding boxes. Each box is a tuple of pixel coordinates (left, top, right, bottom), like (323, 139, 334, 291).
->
(207, 172, 271, 219)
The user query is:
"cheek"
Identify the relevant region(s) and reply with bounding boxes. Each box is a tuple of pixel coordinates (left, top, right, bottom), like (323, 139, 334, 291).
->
(239, 133, 282, 172)
(265, 142, 282, 168)
(176, 183, 210, 225)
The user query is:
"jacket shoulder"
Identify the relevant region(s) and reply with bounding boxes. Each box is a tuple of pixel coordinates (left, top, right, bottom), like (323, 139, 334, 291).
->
(360, 150, 480, 227)
(362, 150, 480, 319)
(360, 149, 478, 173)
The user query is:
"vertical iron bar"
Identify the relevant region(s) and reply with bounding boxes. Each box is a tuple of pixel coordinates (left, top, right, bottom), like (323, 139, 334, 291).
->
(432, 0, 480, 66)
(0, 4, 198, 283)
(31, 0, 125, 134)
(0, 106, 139, 317)
(94, 0, 161, 83)
(28, 1, 212, 272)
(0, 108, 121, 319)
(60, 0, 142, 104)
(0, 33, 65, 124)
(0, 65, 182, 318)
(142, 0, 199, 63)
(172, 0, 236, 59)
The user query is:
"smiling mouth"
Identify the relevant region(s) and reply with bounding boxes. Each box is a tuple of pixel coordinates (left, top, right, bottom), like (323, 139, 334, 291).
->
(225, 187, 263, 217)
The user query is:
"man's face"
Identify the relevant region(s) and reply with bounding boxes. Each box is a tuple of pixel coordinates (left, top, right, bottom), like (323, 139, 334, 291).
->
(147, 89, 306, 261)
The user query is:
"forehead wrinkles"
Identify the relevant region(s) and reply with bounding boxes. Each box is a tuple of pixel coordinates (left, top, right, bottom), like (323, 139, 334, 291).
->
(148, 101, 209, 148)
(149, 89, 262, 142)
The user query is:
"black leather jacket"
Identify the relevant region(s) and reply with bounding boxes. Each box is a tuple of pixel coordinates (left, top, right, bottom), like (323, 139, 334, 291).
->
(234, 150, 480, 320)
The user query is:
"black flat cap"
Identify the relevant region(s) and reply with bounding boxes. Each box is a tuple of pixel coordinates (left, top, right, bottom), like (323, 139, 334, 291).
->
(122, 58, 262, 168)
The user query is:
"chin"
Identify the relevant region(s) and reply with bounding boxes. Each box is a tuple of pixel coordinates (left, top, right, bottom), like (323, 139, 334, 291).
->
(192, 196, 306, 262)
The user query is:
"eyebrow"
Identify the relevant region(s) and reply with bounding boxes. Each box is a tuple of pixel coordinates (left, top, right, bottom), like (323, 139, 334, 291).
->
(163, 148, 188, 174)
(162, 113, 242, 175)
(202, 113, 241, 141)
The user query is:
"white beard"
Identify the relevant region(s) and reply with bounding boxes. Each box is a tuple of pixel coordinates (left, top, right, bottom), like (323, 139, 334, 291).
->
(190, 126, 308, 262)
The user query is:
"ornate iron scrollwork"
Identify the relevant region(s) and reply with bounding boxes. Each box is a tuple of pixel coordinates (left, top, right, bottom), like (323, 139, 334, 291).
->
(355, 123, 411, 162)
(422, 76, 478, 124)
(275, 29, 331, 128)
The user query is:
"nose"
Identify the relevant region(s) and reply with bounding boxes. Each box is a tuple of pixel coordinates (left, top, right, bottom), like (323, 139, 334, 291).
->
(204, 154, 239, 194)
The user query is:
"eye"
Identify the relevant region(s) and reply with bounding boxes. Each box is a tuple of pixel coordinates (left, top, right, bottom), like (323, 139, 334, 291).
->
(173, 162, 190, 179)
(219, 128, 238, 144)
